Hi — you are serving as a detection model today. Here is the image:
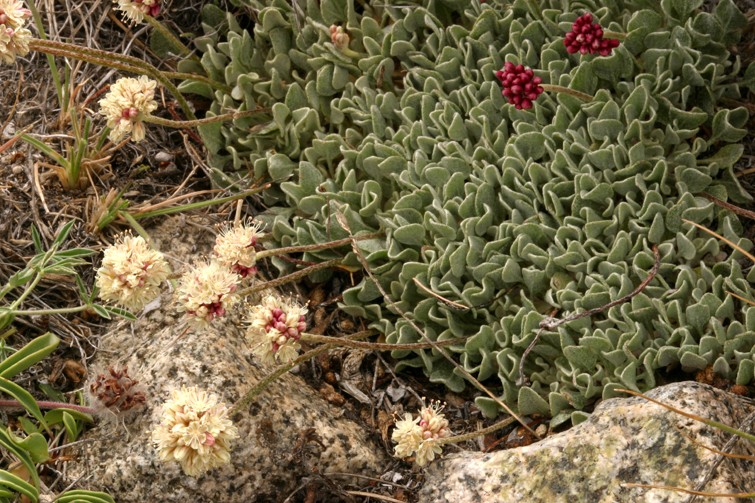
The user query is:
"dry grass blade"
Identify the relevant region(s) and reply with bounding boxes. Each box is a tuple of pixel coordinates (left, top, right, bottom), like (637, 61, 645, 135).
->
(727, 290, 755, 306)
(412, 278, 469, 310)
(0, 125, 34, 154)
(682, 219, 755, 263)
(620, 483, 755, 497)
(617, 389, 755, 443)
(345, 491, 406, 503)
(671, 423, 755, 461)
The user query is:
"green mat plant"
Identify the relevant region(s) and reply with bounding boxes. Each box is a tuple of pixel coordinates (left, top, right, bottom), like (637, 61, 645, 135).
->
(178, 0, 755, 426)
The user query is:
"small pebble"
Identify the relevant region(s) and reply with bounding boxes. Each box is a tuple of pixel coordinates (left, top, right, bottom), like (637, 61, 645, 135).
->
(155, 152, 173, 163)
(535, 424, 547, 437)
(11, 166, 23, 174)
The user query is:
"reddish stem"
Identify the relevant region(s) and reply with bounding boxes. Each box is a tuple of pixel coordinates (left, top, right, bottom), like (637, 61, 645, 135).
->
(0, 400, 94, 414)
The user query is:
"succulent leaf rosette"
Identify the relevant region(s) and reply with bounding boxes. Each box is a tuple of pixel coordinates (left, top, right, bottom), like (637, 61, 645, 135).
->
(187, 0, 755, 424)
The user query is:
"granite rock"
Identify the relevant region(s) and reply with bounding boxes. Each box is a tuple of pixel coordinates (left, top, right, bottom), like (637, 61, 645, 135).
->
(68, 217, 387, 502)
(420, 382, 755, 503)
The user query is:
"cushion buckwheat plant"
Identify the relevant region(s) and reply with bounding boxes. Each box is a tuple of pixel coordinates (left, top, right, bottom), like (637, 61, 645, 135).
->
(176, 261, 240, 328)
(246, 295, 308, 365)
(392, 401, 451, 467)
(96, 235, 170, 310)
(186, 0, 755, 426)
(213, 220, 263, 278)
(98, 75, 158, 143)
(152, 386, 238, 476)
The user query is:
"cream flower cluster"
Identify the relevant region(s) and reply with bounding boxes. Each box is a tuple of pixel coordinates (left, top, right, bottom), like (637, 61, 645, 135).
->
(177, 261, 240, 329)
(213, 221, 263, 278)
(0, 0, 31, 65)
(96, 235, 171, 310)
(246, 295, 308, 365)
(152, 386, 238, 476)
(392, 401, 451, 466)
(116, 0, 160, 23)
(99, 75, 158, 143)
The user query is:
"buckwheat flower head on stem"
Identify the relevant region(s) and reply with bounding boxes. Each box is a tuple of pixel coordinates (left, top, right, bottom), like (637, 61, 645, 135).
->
(177, 261, 240, 329)
(152, 386, 238, 476)
(0, 0, 31, 67)
(116, 0, 160, 23)
(0, 0, 31, 30)
(246, 295, 308, 364)
(213, 220, 263, 278)
(99, 75, 158, 143)
(96, 235, 171, 310)
(392, 400, 451, 467)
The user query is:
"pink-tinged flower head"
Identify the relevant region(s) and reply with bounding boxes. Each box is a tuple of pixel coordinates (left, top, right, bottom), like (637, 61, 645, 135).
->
(0, 0, 31, 30)
(391, 400, 451, 467)
(117, 0, 160, 23)
(563, 13, 620, 56)
(0, 24, 30, 65)
(96, 235, 171, 310)
(152, 386, 238, 476)
(495, 62, 543, 110)
(177, 261, 240, 329)
(213, 220, 264, 278)
(98, 76, 158, 143)
(246, 295, 308, 365)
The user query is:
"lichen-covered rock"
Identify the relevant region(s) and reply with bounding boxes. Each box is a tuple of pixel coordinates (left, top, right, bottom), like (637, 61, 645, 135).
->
(419, 382, 755, 503)
(68, 217, 387, 502)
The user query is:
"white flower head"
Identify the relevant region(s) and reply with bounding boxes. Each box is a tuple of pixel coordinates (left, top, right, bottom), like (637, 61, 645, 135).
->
(0, 24, 30, 65)
(213, 220, 264, 278)
(99, 76, 158, 143)
(152, 386, 238, 476)
(96, 234, 170, 310)
(391, 400, 451, 466)
(177, 261, 240, 329)
(245, 295, 308, 364)
(0, 0, 31, 30)
(116, 0, 160, 24)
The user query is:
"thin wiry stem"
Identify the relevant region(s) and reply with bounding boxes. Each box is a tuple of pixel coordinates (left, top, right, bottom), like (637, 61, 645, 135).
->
(517, 244, 660, 386)
(332, 207, 539, 438)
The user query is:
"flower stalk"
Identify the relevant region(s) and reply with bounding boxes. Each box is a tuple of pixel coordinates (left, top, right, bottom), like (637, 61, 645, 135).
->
(144, 15, 201, 64)
(0, 400, 94, 415)
(229, 330, 378, 416)
(539, 84, 593, 102)
(299, 332, 472, 351)
(142, 108, 274, 129)
(28, 38, 196, 120)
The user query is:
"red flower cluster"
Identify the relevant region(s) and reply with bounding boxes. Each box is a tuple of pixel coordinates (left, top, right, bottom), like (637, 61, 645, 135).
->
(495, 63, 543, 110)
(563, 13, 619, 56)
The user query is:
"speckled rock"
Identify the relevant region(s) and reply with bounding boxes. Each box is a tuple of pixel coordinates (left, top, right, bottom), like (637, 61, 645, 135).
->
(420, 382, 755, 503)
(68, 217, 387, 502)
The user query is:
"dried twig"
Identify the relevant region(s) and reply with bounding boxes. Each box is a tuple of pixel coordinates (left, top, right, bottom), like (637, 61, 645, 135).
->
(412, 278, 512, 311)
(517, 244, 660, 386)
(700, 192, 755, 220)
(333, 207, 539, 437)
(684, 410, 755, 503)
